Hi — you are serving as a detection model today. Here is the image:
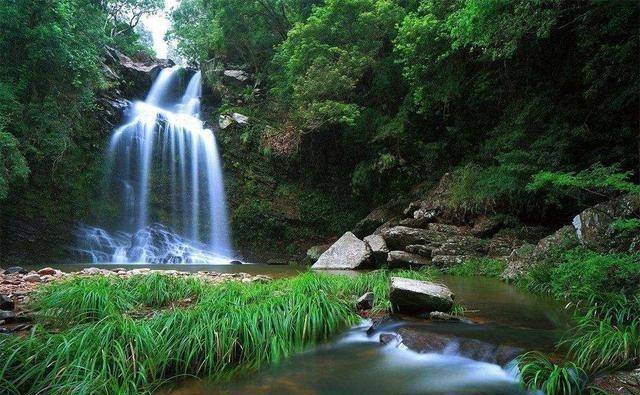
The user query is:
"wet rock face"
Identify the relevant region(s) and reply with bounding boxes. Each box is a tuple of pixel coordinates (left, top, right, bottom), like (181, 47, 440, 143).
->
(312, 232, 372, 269)
(389, 277, 454, 314)
(104, 46, 175, 100)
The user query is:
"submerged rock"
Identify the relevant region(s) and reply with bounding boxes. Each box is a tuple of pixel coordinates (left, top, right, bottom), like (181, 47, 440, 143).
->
(379, 333, 401, 345)
(312, 232, 372, 270)
(397, 327, 523, 366)
(389, 277, 454, 314)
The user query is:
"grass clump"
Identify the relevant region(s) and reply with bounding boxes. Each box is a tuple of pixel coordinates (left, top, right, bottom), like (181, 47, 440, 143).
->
(0, 269, 435, 394)
(446, 257, 506, 278)
(518, 351, 588, 395)
(30, 276, 135, 326)
(516, 248, 640, 392)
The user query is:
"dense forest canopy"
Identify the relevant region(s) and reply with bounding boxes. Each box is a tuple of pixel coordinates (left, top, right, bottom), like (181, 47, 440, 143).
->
(0, 0, 638, 262)
(172, 0, 639, 219)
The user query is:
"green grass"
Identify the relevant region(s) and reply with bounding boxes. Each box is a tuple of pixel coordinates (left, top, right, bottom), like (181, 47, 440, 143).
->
(515, 248, 640, 393)
(518, 351, 588, 395)
(446, 257, 506, 278)
(0, 269, 436, 394)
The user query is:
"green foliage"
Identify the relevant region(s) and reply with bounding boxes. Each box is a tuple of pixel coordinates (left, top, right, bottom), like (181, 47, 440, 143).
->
(518, 351, 589, 395)
(170, 0, 639, 218)
(562, 305, 640, 374)
(447, 257, 506, 278)
(1, 270, 440, 393)
(612, 218, 640, 237)
(528, 163, 640, 205)
(518, 248, 640, 391)
(30, 276, 135, 326)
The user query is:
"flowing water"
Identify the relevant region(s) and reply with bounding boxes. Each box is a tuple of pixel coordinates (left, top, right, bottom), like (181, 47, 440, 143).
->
(75, 67, 233, 264)
(146, 269, 567, 395)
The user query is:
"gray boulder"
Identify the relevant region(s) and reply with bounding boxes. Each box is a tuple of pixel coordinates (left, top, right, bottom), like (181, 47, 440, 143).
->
(387, 251, 431, 267)
(382, 226, 447, 250)
(312, 232, 372, 270)
(389, 277, 454, 314)
(573, 193, 640, 252)
(364, 234, 389, 263)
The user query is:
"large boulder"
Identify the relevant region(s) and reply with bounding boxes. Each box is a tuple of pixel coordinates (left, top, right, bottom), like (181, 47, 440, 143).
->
(104, 46, 175, 99)
(573, 193, 640, 252)
(353, 206, 397, 238)
(532, 225, 579, 261)
(382, 226, 447, 250)
(312, 232, 372, 269)
(364, 234, 389, 263)
(389, 277, 454, 314)
(387, 251, 431, 267)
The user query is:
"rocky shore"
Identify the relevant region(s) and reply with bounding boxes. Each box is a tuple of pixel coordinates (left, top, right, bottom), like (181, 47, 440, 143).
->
(0, 266, 270, 334)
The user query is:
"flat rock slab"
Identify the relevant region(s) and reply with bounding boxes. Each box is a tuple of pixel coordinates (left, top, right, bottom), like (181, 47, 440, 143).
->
(389, 277, 454, 314)
(312, 232, 372, 269)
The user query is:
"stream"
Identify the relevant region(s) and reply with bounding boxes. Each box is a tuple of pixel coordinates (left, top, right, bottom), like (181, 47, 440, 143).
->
(25, 264, 568, 394)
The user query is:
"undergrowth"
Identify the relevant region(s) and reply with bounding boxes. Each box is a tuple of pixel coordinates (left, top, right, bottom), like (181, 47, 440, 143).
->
(0, 269, 434, 394)
(516, 248, 640, 394)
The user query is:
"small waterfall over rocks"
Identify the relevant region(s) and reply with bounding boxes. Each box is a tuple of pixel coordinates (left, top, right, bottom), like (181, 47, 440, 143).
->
(76, 67, 233, 264)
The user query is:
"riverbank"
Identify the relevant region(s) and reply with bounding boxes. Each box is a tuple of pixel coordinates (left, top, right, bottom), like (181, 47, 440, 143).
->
(0, 267, 567, 394)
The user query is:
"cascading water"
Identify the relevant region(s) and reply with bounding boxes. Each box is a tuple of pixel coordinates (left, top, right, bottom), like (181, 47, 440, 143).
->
(76, 67, 233, 264)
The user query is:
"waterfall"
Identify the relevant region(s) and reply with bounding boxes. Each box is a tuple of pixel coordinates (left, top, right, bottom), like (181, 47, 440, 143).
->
(76, 68, 233, 264)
